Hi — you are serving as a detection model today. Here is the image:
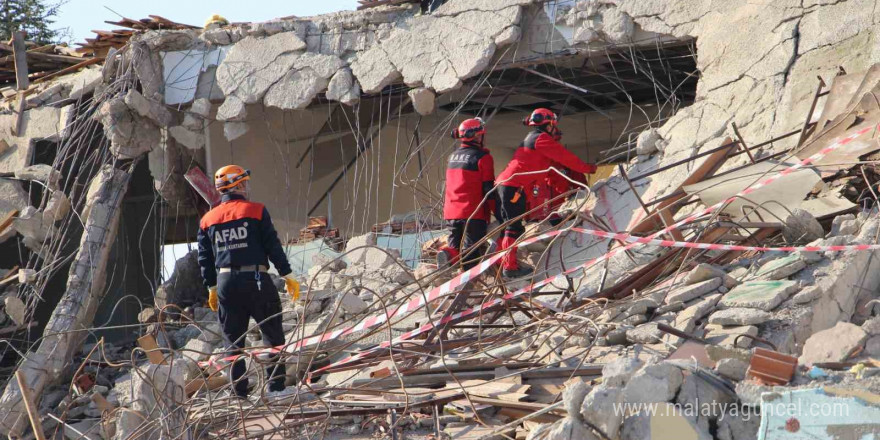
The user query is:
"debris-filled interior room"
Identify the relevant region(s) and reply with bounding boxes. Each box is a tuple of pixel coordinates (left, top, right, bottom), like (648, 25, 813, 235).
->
(1, 0, 880, 439)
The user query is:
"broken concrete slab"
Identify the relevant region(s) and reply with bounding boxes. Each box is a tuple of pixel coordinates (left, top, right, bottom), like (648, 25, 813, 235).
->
(408, 87, 436, 116)
(214, 33, 308, 115)
(3, 296, 25, 326)
(168, 125, 205, 150)
(580, 384, 624, 439)
(189, 97, 211, 118)
(635, 128, 664, 155)
(863, 317, 880, 336)
(114, 362, 188, 440)
(715, 358, 748, 381)
(754, 254, 806, 280)
(12, 206, 51, 243)
(792, 284, 822, 304)
(684, 263, 739, 288)
(708, 308, 773, 326)
(123, 89, 173, 127)
(263, 52, 346, 110)
(15, 164, 61, 190)
(562, 380, 589, 420)
(665, 277, 721, 304)
(718, 280, 798, 311)
(799, 321, 867, 365)
(828, 213, 857, 237)
(326, 68, 361, 106)
(782, 208, 824, 243)
(671, 294, 722, 336)
(623, 362, 683, 404)
(42, 190, 70, 224)
(601, 356, 644, 387)
(95, 97, 161, 159)
(704, 324, 758, 348)
(337, 290, 369, 314)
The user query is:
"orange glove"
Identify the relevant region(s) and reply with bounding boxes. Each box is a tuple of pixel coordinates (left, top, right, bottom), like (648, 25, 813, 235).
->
(284, 275, 300, 301)
(208, 286, 218, 312)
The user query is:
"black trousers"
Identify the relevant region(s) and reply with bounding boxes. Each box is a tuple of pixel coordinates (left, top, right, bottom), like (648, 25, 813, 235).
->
(496, 185, 527, 239)
(217, 270, 286, 396)
(447, 219, 488, 270)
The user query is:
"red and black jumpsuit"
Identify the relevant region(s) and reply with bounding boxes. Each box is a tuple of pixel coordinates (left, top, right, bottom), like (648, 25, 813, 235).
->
(443, 141, 495, 270)
(197, 193, 292, 396)
(495, 129, 597, 270)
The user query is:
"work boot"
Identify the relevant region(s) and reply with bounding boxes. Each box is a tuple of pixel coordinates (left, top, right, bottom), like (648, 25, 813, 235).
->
(502, 264, 533, 279)
(436, 247, 459, 270)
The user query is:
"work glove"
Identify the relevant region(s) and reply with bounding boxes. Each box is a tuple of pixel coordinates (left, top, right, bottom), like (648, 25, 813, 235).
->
(284, 275, 300, 301)
(208, 286, 218, 312)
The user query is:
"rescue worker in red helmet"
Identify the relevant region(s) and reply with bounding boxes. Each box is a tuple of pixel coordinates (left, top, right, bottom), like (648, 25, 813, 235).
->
(495, 108, 597, 278)
(438, 117, 496, 271)
(197, 165, 301, 399)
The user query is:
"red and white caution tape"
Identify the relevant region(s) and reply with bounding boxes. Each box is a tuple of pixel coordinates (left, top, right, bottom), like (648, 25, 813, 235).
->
(309, 123, 879, 374)
(199, 228, 571, 369)
(201, 124, 878, 372)
(571, 228, 877, 253)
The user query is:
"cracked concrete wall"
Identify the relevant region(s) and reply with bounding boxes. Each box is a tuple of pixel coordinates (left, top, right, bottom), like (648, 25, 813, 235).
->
(563, 0, 880, 297)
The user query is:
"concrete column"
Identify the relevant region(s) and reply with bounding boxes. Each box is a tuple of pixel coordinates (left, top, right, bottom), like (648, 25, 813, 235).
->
(0, 165, 131, 436)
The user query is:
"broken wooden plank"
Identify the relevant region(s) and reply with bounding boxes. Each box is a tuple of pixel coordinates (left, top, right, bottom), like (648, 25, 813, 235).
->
(0, 209, 19, 235)
(185, 374, 226, 396)
(137, 334, 167, 365)
(31, 56, 103, 86)
(11, 32, 28, 90)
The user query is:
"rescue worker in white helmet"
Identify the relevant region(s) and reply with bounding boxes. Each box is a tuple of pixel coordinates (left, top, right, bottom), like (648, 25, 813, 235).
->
(197, 165, 300, 398)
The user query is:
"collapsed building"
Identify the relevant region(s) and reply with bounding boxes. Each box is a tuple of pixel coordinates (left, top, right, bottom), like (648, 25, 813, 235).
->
(0, 0, 879, 439)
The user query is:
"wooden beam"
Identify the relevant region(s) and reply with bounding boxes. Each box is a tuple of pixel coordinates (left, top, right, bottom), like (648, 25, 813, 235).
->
(15, 371, 47, 440)
(32, 56, 103, 86)
(0, 209, 19, 235)
(137, 334, 167, 365)
(11, 32, 29, 90)
(11, 32, 28, 137)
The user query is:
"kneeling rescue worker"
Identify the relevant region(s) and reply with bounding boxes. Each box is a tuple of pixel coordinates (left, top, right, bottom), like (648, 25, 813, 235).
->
(197, 165, 301, 398)
(495, 108, 598, 278)
(438, 117, 496, 271)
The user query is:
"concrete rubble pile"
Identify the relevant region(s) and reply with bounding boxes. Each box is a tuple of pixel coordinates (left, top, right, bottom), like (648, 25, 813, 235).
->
(2, 0, 880, 439)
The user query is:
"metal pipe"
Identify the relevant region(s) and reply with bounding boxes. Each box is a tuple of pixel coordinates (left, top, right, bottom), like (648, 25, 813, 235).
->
(731, 122, 756, 164)
(796, 76, 827, 147)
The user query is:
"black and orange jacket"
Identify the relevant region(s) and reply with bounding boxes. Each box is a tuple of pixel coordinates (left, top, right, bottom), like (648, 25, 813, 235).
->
(443, 142, 495, 221)
(496, 129, 597, 190)
(197, 193, 292, 287)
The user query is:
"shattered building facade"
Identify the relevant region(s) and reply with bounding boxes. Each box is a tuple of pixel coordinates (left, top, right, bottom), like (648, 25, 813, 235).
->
(0, 0, 879, 439)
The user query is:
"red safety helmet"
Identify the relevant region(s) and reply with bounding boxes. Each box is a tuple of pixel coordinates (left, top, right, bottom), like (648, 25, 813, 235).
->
(524, 108, 558, 127)
(214, 164, 250, 192)
(451, 117, 486, 142)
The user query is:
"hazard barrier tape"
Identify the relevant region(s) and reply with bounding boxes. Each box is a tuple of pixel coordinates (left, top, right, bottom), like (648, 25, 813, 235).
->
(571, 228, 879, 253)
(198, 228, 571, 369)
(200, 124, 878, 372)
(308, 123, 880, 374)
